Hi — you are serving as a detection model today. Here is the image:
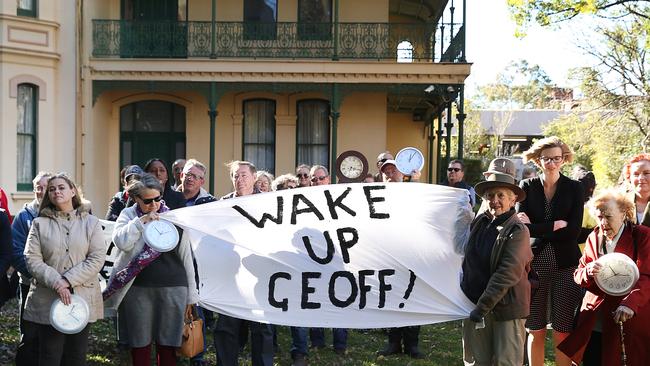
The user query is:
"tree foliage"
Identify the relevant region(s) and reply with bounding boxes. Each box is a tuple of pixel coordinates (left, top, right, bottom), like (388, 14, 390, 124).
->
(474, 60, 560, 109)
(508, 0, 650, 31)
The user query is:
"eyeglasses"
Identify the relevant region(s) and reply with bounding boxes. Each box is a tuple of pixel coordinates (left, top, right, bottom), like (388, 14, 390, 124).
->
(311, 175, 328, 183)
(539, 156, 563, 164)
(140, 195, 162, 204)
(447, 168, 462, 172)
(184, 172, 204, 181)
(297, 173, 309, 179)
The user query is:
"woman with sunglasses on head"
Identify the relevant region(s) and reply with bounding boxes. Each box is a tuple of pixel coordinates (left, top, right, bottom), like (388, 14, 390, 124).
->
(23, 173, 106, 365)
(106, 173, 198, 366)
(144, 158, 186, 210)
(516, 136, 584, 366)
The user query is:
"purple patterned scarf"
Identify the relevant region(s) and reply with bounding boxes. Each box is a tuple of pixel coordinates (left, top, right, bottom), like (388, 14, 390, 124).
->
(102, 201, 170, 300)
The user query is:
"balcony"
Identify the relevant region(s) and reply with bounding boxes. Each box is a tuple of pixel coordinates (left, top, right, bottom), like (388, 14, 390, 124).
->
(92, 20, 464, 62)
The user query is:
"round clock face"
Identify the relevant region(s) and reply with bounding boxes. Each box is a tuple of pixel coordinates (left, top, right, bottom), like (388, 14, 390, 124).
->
(143, 220, 179, 252)
(335, 150, 369, 183)
(50, 294, 90, 334)
(594, 253, 640, 296)
(341, 156, 364, 179)
(395, 147, 425, 175)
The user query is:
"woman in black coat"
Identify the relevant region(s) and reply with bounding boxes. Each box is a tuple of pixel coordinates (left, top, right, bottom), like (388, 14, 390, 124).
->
(516, 136, 584, 366)
(144, 158, 186, 210)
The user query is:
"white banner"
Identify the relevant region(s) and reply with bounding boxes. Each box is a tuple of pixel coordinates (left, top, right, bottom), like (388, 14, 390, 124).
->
(163, 183, 475, 328)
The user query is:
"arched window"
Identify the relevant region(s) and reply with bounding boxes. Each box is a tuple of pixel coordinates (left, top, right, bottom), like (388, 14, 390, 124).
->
(119, 100, 186, 179)
(243, 99, 276, 173)
(296, 99, 330, 168)
(397, 40, 414, 63)
(17, 84, 38, 190)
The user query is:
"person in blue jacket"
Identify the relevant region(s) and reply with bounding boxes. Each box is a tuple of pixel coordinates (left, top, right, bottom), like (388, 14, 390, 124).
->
(10, 171, 51, 365)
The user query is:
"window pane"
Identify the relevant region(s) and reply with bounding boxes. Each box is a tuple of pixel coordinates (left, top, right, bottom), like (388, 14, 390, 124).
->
(244, 0, 277, 21)
(243, 99, 276, 173)
(173, 104, 186, 132)
(297, 100, 329, 168)
(18, 0, 34, 11)
(175, 141, 185, 160)
(17, 135, 34, 184)
(135, 101, 173, 132)
(298, 0, 331, 40)
(120, 104, 134, 131)
(244, 0, 277, 40)
(122, 141, 132, 166)
(17, 85, 35, 134)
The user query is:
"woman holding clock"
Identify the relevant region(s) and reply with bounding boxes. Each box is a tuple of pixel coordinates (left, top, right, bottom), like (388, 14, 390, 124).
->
(558, 189, 650, 365)
(23, 173, 106, 366)
(107, 173, 198, 366)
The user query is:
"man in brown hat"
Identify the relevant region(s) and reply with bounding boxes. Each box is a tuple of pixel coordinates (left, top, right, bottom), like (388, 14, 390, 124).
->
(460, 165, 532, 365)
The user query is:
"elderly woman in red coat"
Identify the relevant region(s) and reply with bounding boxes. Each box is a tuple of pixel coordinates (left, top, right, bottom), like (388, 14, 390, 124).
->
(558, 189, 650, 365)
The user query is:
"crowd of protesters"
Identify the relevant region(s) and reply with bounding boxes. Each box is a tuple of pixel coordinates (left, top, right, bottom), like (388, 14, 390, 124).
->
(1, 136, 649, 366)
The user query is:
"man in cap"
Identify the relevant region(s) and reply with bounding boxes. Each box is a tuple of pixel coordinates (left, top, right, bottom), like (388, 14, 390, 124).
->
(376, 160, 423, 359)
(374, 151, 394, 182)
(106, 165, 144, 221)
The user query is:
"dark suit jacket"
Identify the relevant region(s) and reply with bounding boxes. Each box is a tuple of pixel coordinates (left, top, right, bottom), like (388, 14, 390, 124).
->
(516, 174, 584, 269)
(163, 185, 187, 210)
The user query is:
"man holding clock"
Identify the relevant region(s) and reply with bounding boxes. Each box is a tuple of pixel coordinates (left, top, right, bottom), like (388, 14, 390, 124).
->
(376, 159, 424, 359)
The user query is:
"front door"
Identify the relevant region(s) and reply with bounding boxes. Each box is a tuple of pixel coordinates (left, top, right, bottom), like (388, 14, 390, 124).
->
(120, 100, 186, 187)
(120, 0, 188, 57)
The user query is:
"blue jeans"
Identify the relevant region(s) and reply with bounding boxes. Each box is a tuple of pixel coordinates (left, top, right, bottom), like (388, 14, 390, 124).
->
(290, 327, 308, 357)
(309, 328, 348, 350)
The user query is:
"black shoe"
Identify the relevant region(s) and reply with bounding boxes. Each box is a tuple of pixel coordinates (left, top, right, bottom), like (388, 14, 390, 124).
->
(405, 347, 424, 359)
(334, 348, 346, 356)
(377, 343, 402, 356)
(291, 353, 308, 366)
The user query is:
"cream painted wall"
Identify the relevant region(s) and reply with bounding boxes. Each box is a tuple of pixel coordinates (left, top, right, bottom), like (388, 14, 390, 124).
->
(339, 0, 388, 22)
(0, 0, 77, 212)
(337, 92, 387, 179)
(386, 112, 434, 182)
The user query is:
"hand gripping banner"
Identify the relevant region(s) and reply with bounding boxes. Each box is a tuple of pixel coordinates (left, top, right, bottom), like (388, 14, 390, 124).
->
(163, 183, 475, 328)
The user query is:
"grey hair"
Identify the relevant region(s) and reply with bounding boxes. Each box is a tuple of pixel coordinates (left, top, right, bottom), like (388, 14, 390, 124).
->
(310, 165, 329, 177)
(272, 174, 299, 191)
(32, 171, 53, 187)
(183, 158, 207, 174)
(126, 173, 163, 198)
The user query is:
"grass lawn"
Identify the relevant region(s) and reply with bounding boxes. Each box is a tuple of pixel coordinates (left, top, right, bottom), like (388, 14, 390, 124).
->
(1, 298, 557, 365)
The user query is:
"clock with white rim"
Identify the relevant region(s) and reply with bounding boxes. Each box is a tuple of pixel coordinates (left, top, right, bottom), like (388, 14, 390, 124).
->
(50, 294, 90, 334)
(143, 219, 180, 252)
(594, 252, 640, 296)
(395, 147, 424, 175)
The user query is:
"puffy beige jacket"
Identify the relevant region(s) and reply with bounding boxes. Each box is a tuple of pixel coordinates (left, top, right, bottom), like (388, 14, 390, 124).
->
(24, 203, 106, 324)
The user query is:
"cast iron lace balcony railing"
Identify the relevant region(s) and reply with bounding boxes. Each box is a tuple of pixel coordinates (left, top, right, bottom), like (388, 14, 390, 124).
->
(92, 20, 464, 62)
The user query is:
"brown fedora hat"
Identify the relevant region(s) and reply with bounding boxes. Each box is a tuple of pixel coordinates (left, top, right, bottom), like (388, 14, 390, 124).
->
(483, 157, 516, 178)
(475, 172, 526, 202)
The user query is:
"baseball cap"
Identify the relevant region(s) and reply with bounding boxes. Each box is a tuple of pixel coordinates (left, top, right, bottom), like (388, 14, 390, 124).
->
(124, 165, 144, 182)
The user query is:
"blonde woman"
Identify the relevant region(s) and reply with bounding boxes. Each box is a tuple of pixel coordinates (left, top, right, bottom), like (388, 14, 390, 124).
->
(516, 136, 584, 366)
(255, 171, 274, 193)
(24, 173, 105, 365)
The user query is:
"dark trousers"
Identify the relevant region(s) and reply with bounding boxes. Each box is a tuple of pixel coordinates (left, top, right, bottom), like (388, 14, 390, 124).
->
(387, 326, 420, 351)
(583, 331, 602, 366)
(37, 323, 90, 366)
(309, 328, 348, 350)
(214, 314, 274, 366)
(15, 283, 39, 366)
